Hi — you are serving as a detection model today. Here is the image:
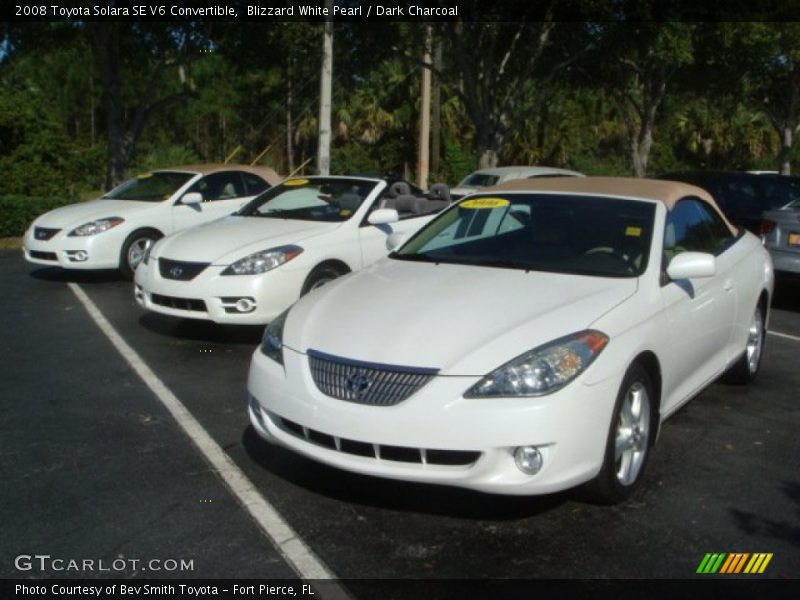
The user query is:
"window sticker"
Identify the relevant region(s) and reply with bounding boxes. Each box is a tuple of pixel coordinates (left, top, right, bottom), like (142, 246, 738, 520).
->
(460, 197, 510, 209)
(137, 172, 153, 179)
(625, 226, 642, 237)
(284, 178, 310, 186)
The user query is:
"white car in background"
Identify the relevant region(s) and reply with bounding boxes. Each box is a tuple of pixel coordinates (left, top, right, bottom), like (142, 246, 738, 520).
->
(450, 165, 584, 199)
(135, 176, 450, 325)
(23, 164, 280, 277)
(248, 177, 773, 503)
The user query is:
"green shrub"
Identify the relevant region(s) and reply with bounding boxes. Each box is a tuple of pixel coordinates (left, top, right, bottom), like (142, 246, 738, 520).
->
(0, 195, 78, 237)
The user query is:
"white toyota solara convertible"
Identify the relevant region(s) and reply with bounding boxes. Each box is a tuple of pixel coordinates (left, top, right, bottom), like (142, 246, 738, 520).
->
(135, 176, 450, 325)
(23, 164, 280, 278)
(247, 177, 774, 503)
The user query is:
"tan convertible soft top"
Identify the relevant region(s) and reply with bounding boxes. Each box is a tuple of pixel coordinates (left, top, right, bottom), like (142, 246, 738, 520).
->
(484, 176, 737, 234)
(157, 164, 282, 186)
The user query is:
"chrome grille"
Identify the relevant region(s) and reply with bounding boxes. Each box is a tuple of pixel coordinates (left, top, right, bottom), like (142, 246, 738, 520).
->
(159, 257, 210, 281)
(308, 349, 438, 406)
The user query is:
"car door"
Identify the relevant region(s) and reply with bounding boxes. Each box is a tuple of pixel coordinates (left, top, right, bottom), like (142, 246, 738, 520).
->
(659, 197, 738, 413)
(172, 171, 255, 231)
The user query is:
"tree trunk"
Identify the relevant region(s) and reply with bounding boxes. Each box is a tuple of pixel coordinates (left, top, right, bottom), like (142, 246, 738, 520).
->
(286, 59, 295, 173)
(631, 125, 653, 178)
(430, 40, 442, 178)
(778, 125, 793, 175)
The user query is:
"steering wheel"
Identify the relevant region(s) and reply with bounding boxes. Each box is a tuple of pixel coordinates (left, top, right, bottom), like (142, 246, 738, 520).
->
(583, 246, 637, 274)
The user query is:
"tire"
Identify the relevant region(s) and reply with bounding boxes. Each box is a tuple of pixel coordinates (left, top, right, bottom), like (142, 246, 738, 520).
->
(721, 303, 765, 385)
(586, 363, 656, 504)
(300, 263, 347, 296)
(119, 229, 162, 279)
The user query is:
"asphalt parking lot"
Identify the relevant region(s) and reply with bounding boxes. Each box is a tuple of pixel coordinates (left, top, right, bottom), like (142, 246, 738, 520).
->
(2, 249, 798, 589)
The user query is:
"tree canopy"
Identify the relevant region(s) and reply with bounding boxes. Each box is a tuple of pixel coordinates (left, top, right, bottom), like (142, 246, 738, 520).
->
(0, 17, 797, 200)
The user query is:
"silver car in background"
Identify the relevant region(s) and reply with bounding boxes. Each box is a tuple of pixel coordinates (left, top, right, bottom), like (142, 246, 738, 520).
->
(761, 189, 800, 275)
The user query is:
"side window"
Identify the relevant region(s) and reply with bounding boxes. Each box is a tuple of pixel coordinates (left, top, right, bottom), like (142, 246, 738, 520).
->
(243, 173, 270, 195)
(664, 198, 735, 263)
(696, 201, 737, 255)
(187, 172, 246, 202)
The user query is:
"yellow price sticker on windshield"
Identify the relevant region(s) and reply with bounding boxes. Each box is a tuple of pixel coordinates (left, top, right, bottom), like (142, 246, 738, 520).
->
(137, 172, 153, 179)
(625, 226, 642, 237)
(284, 178, 309, 186)
(339, 209, 352, 216)
(460, 197, 510, 209)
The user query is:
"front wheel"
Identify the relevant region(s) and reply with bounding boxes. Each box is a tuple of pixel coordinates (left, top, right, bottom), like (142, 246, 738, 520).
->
(586, 363, 656, 504)
(300, 264, 347, 296)
(119, 229, 161, 279)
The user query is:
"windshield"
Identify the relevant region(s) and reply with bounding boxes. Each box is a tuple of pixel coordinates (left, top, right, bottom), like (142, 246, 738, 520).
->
(238, 177, 379, 222)
(393, 193, 656, 278)
(459, 173, 500, 188)
(103, 171, 194, 202)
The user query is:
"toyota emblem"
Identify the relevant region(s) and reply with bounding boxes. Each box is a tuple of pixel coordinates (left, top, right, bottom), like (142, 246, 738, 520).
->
(170, 266, 184, 278)
(346, 370, 372, 396)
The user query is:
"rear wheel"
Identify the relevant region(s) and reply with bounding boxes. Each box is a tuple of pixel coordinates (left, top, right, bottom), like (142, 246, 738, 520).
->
(722, 304, 765, 385)
(119, 229, 161, 279)
(587, 363, 656, 504)
(300, 263, 348, 296)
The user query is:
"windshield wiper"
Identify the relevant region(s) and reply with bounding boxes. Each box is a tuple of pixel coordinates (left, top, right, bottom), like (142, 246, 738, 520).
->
(477, 259, 535, 271)
(389, 252, 439, 263)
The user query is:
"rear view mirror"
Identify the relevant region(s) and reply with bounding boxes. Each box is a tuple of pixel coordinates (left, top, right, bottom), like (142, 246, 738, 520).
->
(666, 251, 716, 280)
(181, 192, 203, 205)
(368, 208, 399, 225)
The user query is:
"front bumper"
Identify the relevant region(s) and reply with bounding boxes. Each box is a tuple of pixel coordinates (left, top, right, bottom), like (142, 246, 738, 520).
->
(22, 226, 121, 270)
(247, 346, 621, 496)
(134, 258, 306, 325)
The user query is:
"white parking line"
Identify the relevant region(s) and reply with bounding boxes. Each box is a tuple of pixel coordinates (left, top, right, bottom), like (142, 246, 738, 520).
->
(767, 329, 800, 343)
(69, 284, 349, 596)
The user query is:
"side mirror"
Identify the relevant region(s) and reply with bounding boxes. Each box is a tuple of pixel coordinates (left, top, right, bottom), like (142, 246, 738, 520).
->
(386, 231, 408, 251)
(368, 208, 399, 225)
(666, 251, 716, 280)
(180, 192, 203, 205)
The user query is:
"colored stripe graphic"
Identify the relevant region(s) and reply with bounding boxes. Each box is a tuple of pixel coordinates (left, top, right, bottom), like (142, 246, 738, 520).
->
(697, 553, 773, 574)
(744, 553, 773, 574)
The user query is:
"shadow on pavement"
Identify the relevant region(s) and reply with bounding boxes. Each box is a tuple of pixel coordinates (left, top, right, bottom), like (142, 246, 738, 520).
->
(772, 274, 800, 313)
(241, 425, 569, 520)
(139, 311, 264, 345)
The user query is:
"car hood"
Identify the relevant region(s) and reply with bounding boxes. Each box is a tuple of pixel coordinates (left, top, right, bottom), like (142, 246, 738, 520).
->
(285, 259, 638, 376)
(32, 199, 156, 230)
(153, 215, 339, 264)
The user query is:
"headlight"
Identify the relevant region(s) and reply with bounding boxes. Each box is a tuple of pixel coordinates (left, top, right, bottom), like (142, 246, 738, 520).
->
(260, 309, 289, 364)
(465, 330, 609, 398)
(68, 217, 124, 237)
(221, 245, 303, 275)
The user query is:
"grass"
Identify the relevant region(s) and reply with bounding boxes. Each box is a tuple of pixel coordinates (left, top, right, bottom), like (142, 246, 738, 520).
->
(0, 237, 22, 249)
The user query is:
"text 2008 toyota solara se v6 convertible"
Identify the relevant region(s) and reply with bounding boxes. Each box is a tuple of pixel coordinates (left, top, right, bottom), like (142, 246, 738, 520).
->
(247, 177, 774, 503)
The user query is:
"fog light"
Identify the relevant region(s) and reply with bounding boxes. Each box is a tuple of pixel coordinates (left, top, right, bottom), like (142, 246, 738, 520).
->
(236, 297, 255, 313)
(514, 446, 543, 475)
(66, 250, 88, 262)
